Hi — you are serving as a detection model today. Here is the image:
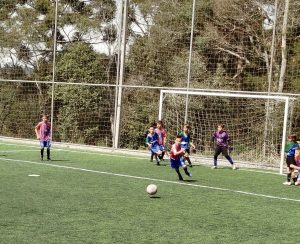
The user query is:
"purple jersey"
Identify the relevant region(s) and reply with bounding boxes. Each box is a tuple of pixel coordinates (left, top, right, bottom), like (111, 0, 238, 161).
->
(212, 130, 229, 148)
(36, 122, 51, 141)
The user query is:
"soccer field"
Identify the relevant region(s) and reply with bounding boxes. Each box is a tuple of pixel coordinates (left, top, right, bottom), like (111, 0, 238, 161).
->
(0, 142, 299, 243)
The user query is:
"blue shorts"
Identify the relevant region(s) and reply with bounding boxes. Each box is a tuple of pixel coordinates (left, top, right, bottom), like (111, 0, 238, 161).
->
(159, 145, 165, 152)
(150, 145, 161, 154)
(170, 158, 184, 169)
(40, 140, 51, 149)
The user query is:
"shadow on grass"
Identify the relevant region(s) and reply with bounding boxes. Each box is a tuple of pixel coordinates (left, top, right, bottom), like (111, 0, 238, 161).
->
(0, 155, 7, 157)
(149, 196, 161, 199)
(183, 179, 197, 182)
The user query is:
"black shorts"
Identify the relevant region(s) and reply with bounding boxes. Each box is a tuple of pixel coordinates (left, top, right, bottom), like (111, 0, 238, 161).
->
(286, 156, 295, 167)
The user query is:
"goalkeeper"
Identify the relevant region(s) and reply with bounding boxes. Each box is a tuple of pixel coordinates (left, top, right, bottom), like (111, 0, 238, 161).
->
(211, 124, 236, 170)
(180, 124, 196, 167)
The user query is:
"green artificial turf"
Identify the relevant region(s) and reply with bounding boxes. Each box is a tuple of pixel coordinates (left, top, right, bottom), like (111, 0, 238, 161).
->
(0, 142, 299, 243)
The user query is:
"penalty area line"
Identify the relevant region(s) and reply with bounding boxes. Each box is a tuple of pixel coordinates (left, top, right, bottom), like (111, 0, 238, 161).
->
(0, 157, 299, 203)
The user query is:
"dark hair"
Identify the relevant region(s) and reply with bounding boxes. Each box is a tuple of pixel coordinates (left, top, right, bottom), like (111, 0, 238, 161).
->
(42, 114, 49, 119)
(184, 124, 190, 130)
(176, 135, 182, 139)
(157, 120, 164, 127)
(218, 124, 225, 129)
(288, 133, 297, 142)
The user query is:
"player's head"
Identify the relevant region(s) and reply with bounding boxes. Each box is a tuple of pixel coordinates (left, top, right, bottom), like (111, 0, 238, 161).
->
(183, 124, 190, 132)
(157, 120, 164, 129)
(175, 135, 182, 144)
(295, 148, 300, 157)
(217, 124, 225, 132)
(288, 133, 297, 142)
(42, 114, 49, 123)
(149, 126, 154, 134)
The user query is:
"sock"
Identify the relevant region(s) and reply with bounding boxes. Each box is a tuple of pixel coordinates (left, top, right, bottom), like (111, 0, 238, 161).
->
(161, 151, 165, 160)
(225, 155, 234, 165)
(287, 173, 291, 182)
(183, 167, 190, 176)
(41, 148, 44, 159)
(47, 148, 50, 159)
(175, 169, 183, 180)
(214, 158, 217, 167)
(187, 158, 192, 165)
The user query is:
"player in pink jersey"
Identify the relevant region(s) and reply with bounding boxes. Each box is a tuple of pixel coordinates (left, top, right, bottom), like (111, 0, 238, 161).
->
(170, 135, 192, 181)
(35, 114, 51, 161)
(155, 120, 167, 161)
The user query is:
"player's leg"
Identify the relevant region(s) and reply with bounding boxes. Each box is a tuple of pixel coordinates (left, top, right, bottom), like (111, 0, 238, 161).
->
(185, 149, 192, 167)
(46, 141, 51, 160)
(212, 146, 222, 169)
(222, 147, 235, 169)
(283, 157, 294, 185)
(40, 141, 45, 160)
(171, 159, 183, 180)
(182, 164, 192, 177)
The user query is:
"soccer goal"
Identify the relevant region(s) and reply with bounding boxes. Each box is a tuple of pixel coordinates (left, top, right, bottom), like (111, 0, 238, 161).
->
(159, 90, 290, 173)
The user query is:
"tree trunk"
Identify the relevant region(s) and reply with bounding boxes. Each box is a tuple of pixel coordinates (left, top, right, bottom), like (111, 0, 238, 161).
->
(278, 0, 290, 93)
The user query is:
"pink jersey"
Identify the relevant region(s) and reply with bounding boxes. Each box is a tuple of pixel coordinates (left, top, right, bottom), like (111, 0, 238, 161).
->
(295, 157, 300, 167)
(155, 128, 166, 145)
(170, 142, 183, 160)
(36, 122, 51, 141)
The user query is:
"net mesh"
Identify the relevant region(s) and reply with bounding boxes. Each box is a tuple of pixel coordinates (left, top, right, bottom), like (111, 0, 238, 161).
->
(161, 92, 287, 167)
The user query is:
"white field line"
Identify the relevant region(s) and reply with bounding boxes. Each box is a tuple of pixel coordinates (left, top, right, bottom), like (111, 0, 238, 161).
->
(0, 157, 298, 202)
(1, 150, 37, 153)
(0, 142, 284, 176)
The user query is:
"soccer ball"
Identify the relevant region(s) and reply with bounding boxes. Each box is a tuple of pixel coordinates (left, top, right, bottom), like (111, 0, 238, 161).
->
(146, 184, 157, 195)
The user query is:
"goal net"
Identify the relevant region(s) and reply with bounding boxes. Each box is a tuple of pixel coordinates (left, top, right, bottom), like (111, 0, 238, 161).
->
(159, 90, 290, 172)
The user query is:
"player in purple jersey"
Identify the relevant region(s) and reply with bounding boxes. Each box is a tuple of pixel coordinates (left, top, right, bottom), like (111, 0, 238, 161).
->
(211, 124, 236, 169)
(35, 114, 51, 161)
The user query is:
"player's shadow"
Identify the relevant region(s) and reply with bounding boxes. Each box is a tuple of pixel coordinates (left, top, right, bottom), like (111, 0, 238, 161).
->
(149, 196, 161, 199)
(49, 159, 70, 162)
(0, 154, 7, 157)
(183, 179, 197, 182)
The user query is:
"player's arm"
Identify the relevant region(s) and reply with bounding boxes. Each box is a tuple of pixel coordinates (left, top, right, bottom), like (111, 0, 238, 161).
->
(290, 164, 300, 170)
(190, 142, 196, 149)
(145, 136, 151, 148)
(35, 123, 41, 140)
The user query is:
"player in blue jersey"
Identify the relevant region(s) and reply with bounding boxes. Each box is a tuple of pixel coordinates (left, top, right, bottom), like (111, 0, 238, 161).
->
(211, 124, 236, 169)
(146, 126, 162, 165)
(180, 124, 196, 167)
(283, 133, 299, 185)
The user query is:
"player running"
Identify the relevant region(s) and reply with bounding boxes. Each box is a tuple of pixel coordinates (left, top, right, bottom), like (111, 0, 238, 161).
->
(180, 124, 196, 167)
(146, 126, 163, 165)
(155, 120, 167, 161)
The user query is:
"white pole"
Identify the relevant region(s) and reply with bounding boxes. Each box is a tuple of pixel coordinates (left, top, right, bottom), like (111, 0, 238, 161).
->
(113, 0, 124, 149)
(184, 0, 196, 123)
(280, 97, 289, 174)
(158, 90, 164, 120)
(114, 0, 128, 149)
(50, 0, 58, 141)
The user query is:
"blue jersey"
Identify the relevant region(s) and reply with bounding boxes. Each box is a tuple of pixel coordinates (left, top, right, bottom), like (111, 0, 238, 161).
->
(146, 133, 159, 148)
(180, 131, 190, 150)
(285, 142, 299, 157)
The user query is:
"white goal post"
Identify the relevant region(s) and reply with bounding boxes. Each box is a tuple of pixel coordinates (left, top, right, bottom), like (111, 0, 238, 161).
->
(159, 90, 290, 174)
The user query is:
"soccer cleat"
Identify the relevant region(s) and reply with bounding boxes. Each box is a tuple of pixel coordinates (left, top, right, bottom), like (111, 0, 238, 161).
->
(283, 181, 292, 186)
(47, 158, 51, 161)
(178, 176, 184, 181)
(295, 181, 300, 186)
(156, 161, 160, 166)
(189, 163, 193, 168)
(188, 173, 192, 177)
(41, 157, 43, 161)
(232, 164, 237, 170)
(211, 166, 217, 169)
